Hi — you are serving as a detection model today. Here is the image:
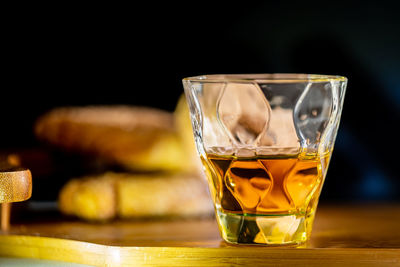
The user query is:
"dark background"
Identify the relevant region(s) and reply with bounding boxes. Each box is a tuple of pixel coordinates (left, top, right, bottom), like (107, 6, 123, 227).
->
(3, 2, 400, 203)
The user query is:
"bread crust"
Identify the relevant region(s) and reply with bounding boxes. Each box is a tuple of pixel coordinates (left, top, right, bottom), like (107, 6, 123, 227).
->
(58, 172, 213, 221)
(35, 106, 186, 171)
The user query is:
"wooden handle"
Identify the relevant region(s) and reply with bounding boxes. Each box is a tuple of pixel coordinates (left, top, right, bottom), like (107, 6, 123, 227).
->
(1, 203, 11, 231)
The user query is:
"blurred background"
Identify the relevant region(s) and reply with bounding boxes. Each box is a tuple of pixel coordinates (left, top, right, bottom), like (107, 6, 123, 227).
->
(2, 1, 399, 204)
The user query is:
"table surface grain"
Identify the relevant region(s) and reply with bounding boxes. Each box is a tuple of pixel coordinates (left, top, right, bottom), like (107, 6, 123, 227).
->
(0, 204, 399, 266)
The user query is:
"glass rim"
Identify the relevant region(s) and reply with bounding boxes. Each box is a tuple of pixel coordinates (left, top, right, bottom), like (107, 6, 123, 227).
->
(183, 73, 347, 83)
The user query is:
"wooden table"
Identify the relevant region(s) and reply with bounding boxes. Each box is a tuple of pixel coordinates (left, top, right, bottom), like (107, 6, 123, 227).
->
(0, 204, 399, 266)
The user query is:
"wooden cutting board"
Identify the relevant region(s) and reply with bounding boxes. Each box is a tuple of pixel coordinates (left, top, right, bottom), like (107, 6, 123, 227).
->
(0, 204, 399, 266)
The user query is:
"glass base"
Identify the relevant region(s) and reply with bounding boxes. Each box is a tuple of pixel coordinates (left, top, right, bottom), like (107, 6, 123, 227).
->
(216, 210, 310, 245)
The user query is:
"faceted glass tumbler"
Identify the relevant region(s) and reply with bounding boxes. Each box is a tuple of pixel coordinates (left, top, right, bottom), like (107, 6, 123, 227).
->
(183, 74, 347, 246)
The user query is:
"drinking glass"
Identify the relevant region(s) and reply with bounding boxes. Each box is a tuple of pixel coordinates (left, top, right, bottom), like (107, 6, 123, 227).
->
(183, 74, 347, 245)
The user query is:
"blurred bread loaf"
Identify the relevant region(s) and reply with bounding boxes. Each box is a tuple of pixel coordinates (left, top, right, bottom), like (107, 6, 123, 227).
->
(36, 101, 212, 221)
(35, 106, 186, 172)
(59, 172, 213, 221)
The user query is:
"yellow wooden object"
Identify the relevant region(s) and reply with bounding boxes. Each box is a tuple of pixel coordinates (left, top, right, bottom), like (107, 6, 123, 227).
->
(0, 235, 399, 267)
(0, 167, 32, 203)
(0, 205, 399, 266)
(0, 165, 32, 231)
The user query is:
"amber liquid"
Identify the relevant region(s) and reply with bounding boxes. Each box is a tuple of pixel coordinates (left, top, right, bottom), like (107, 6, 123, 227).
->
(203, 151, 330, 245)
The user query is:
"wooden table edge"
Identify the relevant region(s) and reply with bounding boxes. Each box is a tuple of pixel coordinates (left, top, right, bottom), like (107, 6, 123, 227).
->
(0, 235, 399, 266)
